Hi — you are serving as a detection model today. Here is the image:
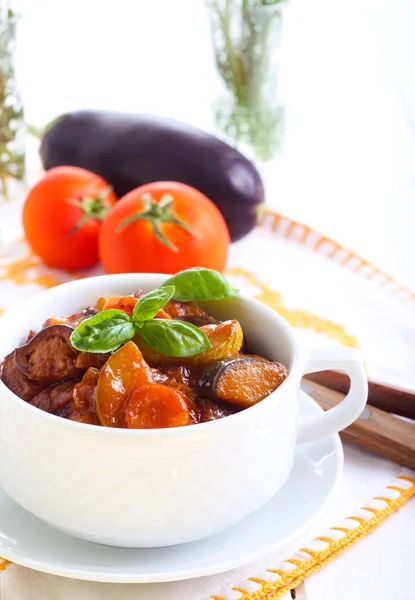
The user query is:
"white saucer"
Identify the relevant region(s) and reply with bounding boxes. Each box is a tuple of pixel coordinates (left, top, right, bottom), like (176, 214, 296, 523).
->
(0, 392, 343, 583)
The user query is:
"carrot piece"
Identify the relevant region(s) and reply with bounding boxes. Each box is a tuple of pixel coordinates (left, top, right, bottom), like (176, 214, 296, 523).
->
(154, 307, 172, 319)
(102, 295, 138, 316)
(100, 294, 171, 318)
(96, 341, 153, 427)
(122, 383, 193, 429)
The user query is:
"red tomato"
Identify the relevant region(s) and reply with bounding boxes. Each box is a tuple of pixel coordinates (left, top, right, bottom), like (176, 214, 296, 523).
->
(23, 166, 117, 271)
(99, 181, 230, 274)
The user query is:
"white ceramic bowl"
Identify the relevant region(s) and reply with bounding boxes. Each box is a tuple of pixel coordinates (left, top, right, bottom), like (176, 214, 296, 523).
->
(0, 274, 368, 548)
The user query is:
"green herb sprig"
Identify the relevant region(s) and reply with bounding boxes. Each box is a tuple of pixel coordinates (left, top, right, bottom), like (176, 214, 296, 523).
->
(206, 0, 286, 162)
(0, 6, 25, 200)
(70, 268, 238, 357)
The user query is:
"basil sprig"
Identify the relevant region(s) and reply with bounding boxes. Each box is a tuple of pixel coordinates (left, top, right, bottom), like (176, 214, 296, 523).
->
(70, 267, 238, 357)
(70, 309, 135, 353)
(133, 285, 175, 322)
(165, 267, 238, 302)
(139, 319, 211, 357)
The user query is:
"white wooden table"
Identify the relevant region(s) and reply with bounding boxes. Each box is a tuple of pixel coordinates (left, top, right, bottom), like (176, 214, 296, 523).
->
(3, 1, 415, 598)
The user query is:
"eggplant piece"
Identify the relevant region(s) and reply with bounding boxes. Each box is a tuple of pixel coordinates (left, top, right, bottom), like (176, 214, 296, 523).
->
(198, 356, 288, 407)
(14, 325, 83, 384)
(0, 352, 44, 401)
(68, 367, 99, 425)
(40, 111, 264, 241)
(30, 380, 78, 417)
(75, 351, 111, 370)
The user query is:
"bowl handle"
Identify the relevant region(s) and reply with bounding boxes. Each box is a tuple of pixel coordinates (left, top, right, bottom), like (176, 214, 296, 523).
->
(297, 347, 368, 443)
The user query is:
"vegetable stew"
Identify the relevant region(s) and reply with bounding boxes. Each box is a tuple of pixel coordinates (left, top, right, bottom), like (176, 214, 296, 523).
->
(0, 269, 288, 429)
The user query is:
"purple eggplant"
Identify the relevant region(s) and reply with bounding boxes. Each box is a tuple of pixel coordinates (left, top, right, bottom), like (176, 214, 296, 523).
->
(40, 111, 264, 241)
(198, 355, 288, 407)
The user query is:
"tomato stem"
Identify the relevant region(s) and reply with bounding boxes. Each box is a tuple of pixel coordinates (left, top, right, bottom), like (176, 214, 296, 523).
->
(117, 193, 197, 252)
(67, 186, 113, 235)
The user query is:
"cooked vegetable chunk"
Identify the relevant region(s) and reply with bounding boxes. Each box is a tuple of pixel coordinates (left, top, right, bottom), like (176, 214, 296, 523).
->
(75, 352, 111, 370)
(95, 341, 153, 427)
(162, 365, 197, 388)
(69, 367, 99, 425)
(122, 384, 193, 429)
(198, 356, 288, 407)
(14, 325, 82, 383)
(201, 398, 239, 422)
(101, 295, 138, 316)
(163, 381, 200, 424)
(163, 300, 217, 326)
(1, 351, 43, 401)
(30, 380, 78, 417)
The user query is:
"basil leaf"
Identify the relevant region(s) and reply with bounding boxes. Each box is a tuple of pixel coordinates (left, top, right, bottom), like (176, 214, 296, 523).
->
(138, 319, 211, 357)
(70, 309, 135, 353)
(133, 285, 175, 322)
(163, 267, 238, 302)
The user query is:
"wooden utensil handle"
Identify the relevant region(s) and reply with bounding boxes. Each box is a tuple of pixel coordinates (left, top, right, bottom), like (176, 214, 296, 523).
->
(306, 370, 415, 420)
(302, 379, 415, 470)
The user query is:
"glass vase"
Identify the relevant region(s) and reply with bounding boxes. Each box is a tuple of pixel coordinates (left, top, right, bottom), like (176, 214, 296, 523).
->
(206, 0, 285, 166)
(0, 11, 25, 202)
